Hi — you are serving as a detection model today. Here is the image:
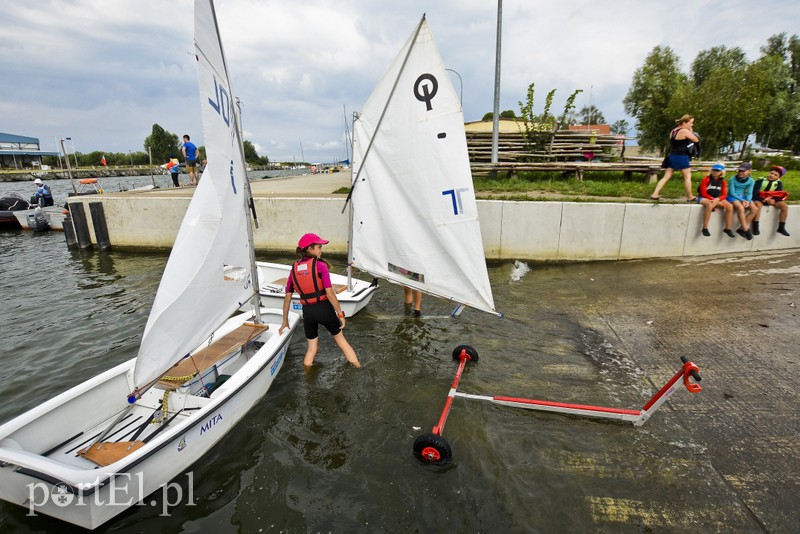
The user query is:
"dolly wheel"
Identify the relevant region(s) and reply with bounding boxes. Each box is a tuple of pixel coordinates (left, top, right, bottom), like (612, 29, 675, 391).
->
(413, 433, 453, 465)
(451, 344, 479, 362)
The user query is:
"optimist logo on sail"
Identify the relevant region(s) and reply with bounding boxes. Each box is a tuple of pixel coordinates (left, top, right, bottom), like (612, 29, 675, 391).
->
(414, 73, 438, 111)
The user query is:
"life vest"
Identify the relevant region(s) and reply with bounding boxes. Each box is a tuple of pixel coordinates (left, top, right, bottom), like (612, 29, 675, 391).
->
(757, 179, 788, 201)
(290, 258, 328, 305)
(700, 176, 724, 198)
(38, 184, 53, 198)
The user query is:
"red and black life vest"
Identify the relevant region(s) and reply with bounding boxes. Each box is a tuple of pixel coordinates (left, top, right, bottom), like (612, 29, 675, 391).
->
(290, 258, 328, 305)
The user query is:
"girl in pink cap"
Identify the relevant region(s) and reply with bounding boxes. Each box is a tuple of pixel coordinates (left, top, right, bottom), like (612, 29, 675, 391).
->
(278, 233, 361, 368)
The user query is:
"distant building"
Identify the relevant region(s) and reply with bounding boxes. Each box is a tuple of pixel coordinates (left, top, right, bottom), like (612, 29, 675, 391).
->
(0, 133, 60, 169)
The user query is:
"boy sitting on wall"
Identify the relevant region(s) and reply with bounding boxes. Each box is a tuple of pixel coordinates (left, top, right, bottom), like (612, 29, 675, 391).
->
(751, 165, 790, 237)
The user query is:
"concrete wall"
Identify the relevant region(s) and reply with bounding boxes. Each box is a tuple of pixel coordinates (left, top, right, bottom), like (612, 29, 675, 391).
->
(69, 195, 799, 260)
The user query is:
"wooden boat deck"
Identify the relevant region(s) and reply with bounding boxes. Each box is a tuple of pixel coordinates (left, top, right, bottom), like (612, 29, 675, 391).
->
(157, 322, 267, 388)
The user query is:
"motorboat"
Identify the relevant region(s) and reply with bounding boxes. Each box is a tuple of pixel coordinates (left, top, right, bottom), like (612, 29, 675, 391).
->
(0, 194, 31, 229)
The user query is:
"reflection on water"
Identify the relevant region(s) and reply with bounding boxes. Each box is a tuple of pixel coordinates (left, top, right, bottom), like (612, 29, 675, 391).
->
(0, 223, 796, 531)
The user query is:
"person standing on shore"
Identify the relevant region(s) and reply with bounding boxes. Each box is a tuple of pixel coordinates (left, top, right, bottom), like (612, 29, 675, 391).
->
(33, 178, 54, 207)
(182, 134, 199, 186)
(279, 233, 361, 369)
(165, 157, 181, 187)
(650, 115, 700, 201)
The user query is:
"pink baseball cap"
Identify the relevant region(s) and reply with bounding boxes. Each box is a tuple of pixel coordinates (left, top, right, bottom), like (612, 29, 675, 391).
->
(298, 233, 329, 249)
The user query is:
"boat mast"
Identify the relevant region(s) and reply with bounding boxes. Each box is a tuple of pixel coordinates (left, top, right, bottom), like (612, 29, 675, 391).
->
(346, 107, 355, 290)
(209, 0, 262, 324)
(60, 138, 78, 195)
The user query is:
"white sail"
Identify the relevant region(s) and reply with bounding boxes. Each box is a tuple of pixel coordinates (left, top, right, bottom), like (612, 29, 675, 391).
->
(133, 0, 254, 388)
(350, 16, 496, 315)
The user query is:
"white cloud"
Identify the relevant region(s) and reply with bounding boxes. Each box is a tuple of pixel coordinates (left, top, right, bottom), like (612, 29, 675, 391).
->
(1, 0, 799, 163)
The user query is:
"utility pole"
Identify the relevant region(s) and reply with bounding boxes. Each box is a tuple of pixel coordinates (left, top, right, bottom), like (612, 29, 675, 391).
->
(490, 0, 503, 178)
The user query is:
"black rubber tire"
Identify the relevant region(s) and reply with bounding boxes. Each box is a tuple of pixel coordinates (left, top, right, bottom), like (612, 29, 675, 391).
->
(451, 344, 479, 362)
(413, 433, 453, 465)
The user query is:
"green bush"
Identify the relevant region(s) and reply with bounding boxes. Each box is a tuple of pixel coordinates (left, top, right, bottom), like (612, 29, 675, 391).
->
(749, 155, 800, 171)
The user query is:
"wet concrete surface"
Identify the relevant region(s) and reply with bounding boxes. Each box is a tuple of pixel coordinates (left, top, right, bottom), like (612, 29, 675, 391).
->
(532, 251, 800, 531)
(0, 230, 797, 531)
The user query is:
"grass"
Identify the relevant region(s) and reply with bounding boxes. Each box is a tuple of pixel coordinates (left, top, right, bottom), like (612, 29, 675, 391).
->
(472, 169, 799, 203)
(331, 168, 799, 203)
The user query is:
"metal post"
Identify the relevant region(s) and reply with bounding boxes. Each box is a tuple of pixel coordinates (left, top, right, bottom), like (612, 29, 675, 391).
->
(490, 0, 503, 176)
(148, 147, 156, 187)
(67, 137, 79, 169)
(60, 138, 78, 195)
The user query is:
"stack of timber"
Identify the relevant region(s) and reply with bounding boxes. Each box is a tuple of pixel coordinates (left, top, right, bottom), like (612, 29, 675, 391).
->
(466, 126, 740, 181)
(466, 128, 626, 164)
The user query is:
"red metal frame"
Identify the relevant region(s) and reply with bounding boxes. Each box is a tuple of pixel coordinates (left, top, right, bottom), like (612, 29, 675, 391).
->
(429, 350, 702, 436)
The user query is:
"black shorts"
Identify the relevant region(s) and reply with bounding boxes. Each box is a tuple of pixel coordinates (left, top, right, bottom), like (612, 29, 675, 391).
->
(302, 299, 341, 339)
(186, 159, 197, 169)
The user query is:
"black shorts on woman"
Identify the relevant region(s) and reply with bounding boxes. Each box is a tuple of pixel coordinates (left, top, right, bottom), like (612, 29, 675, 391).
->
(302, 300, 341, 339)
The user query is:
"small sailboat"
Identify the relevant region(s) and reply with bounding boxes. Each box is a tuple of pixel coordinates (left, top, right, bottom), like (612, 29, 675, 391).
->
(347, 15, 497, 317)
(0, 0, 299, 528)
(254, 261, 378, 317)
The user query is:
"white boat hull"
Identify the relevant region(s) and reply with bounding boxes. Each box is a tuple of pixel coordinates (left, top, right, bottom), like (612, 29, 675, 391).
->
(256, 261, 378, 317)
(12, 207, 68, 231)
(0, 307, 299, 529)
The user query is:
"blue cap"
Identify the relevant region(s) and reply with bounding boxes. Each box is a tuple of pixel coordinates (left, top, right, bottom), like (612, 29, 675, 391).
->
(711, 164, 725, 171)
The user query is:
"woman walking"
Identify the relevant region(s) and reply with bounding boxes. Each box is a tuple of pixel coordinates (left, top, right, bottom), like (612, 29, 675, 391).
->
(650, 115, 700, 201)
(278, 233, 361, 369)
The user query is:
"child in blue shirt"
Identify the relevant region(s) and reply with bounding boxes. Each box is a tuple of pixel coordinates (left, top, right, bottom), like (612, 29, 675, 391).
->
(726, 162, 755, 239)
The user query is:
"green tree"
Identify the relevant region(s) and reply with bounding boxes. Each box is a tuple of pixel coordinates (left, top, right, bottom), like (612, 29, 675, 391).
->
(610, 119, 630, 136)
(690, 46, 747, 86)
(242, 140, 258, 163)
(575, 105, 606, 125)
(757, 34, 800, 150)
(482, 110, 517, 120)
(623, 46, 688, 154)
(144, 124, 180, 163)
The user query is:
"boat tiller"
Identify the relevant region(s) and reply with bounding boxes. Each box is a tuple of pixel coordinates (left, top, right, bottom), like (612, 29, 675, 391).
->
(413, 347, 702, 465)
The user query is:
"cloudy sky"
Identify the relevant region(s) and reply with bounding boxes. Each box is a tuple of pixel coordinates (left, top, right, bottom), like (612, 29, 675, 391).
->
(2, 0, 799, 164)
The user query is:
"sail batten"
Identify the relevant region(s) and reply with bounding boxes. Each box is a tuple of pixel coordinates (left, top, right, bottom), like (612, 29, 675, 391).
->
(351, 18, 496, 315)
(132, 0, 255, 389)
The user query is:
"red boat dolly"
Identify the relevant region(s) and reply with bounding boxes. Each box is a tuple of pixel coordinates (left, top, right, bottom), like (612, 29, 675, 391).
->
(413, 345, 703, 465)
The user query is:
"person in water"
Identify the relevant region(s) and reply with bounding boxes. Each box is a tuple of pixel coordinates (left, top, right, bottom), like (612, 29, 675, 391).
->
(404, 287, 422, 318)
(751, 165, 790, 237)
(727, 162, 755, 240)
(33, 178, 54, 207)
(698, 164, 734, 238)
(278, 233, 361, 369)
